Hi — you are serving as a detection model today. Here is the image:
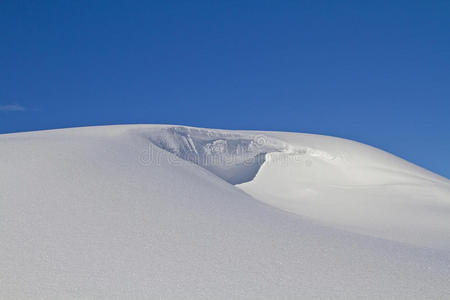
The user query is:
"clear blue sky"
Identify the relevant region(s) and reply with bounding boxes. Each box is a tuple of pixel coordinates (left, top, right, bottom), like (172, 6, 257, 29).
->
(1, 0, 449, 178)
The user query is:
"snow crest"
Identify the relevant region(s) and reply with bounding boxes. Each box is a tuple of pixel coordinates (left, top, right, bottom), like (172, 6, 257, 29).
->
(146, 127, 286, 184)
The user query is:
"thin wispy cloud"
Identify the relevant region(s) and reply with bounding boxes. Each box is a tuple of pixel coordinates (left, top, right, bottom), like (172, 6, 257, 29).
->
(0, 104, 26, 112)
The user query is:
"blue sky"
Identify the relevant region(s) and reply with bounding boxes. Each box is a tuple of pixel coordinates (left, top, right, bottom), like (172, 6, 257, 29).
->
(1, 0, 449, 177)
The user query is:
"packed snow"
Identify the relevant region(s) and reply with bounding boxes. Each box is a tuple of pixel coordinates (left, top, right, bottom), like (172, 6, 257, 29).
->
(1, 124, 449, 299)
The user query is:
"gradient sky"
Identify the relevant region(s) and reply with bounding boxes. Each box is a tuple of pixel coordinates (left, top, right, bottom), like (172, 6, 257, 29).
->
(1, 0, 449, 177)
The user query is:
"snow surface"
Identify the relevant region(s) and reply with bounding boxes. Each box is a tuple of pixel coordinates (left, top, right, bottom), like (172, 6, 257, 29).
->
(1, 124, 449, 299)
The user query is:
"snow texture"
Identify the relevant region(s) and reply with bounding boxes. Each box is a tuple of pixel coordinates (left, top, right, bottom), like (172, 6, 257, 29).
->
(1, 124, 449, 299)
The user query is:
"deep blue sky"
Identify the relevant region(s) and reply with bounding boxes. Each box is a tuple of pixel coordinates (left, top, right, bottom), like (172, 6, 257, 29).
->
(1, 0, 449, 177)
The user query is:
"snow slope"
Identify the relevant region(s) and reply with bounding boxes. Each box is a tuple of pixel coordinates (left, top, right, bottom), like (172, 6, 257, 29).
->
(1, 125, 449, 299)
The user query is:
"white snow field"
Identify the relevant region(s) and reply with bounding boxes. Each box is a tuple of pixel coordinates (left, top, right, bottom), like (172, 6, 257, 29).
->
(1, 125, 449, 299)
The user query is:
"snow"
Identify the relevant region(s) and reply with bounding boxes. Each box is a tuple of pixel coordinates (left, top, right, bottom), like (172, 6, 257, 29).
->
(146, 126, 283, 184)
(237, 131, 450, 249)
(1, 124, 449, 299)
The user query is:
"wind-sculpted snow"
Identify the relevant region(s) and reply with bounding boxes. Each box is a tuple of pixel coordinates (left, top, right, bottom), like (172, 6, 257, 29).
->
(1, 124, 450, 299)
(237, 131, 450, 249)
(142, 126, 450, 249)
(145, 126, 287, 184)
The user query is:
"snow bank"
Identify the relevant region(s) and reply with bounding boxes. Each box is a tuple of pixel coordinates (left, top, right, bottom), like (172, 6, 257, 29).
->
(1, 125, 449, 299)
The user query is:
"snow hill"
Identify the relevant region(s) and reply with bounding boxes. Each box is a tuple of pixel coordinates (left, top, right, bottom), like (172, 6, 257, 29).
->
(1, 125, 449, 299)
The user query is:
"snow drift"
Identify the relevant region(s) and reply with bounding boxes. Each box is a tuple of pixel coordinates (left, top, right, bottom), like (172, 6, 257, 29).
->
(1, 124, 449, 299)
